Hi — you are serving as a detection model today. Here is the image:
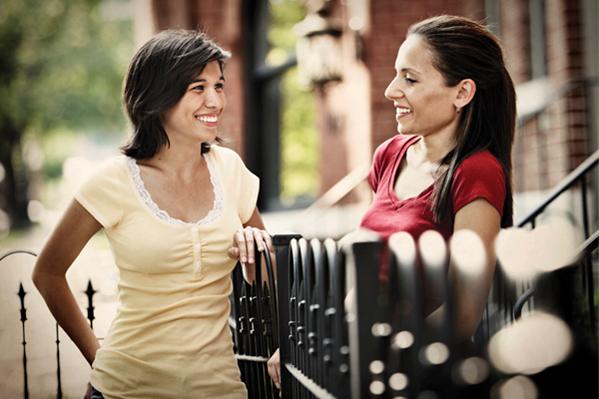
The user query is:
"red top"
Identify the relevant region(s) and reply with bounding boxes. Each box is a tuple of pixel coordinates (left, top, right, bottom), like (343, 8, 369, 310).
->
(360, 134, 506, 241)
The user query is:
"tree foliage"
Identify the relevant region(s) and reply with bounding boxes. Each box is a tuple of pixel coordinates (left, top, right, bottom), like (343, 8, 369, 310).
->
(0, 0, 131, 133)
(0, 0, 132, 227)
(269, 0, 318, 203)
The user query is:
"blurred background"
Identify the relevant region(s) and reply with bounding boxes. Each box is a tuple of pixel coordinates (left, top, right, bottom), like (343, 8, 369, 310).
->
(0, 0, 597, 397)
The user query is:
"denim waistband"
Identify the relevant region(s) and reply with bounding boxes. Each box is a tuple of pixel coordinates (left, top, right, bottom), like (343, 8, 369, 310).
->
(90, 385, 104, 399)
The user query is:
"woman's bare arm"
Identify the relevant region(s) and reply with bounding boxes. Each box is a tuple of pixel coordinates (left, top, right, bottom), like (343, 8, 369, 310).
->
(228, 208, 274, 283)
(438, 198, 501, 338)
(32, 200, 103, 365)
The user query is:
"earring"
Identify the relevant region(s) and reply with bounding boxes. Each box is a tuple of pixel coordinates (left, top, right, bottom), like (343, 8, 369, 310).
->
(455, 105, 461, 114)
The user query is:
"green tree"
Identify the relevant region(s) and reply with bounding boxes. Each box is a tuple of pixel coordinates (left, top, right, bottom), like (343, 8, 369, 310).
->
(0, 0, 131, 228)
(269, 0, 318, 203)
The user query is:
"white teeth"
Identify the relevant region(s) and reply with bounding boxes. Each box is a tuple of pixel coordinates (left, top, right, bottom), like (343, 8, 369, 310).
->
(396, 108, 411, 115)
(196, 115, 218, 123)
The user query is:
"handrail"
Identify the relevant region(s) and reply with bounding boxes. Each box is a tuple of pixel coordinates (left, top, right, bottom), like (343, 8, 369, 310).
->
(517, 149, 599, 227)
(517, 77, 599, 127)
(512, 287, 535, 320)
(302, 163, 370, 212)
(284, 363, 336, 399)
(512, 228, 599, 320)
(578, 229, 599, 255)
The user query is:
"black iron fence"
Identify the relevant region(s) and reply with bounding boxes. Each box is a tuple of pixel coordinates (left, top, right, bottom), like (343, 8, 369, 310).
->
(1, 248, 281, 399)
(514, 150, 599, 335)
(274, 234, 488, 399)
(0, 250, 98, 399)
(275, 236, 350, 399)
(272, 233, 597, 398)
(2, 230, 597, 399)
(230, 238, 282, 399)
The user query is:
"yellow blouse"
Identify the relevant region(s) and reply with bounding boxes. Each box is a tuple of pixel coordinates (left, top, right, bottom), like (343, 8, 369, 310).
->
(75, 145, 258, 399)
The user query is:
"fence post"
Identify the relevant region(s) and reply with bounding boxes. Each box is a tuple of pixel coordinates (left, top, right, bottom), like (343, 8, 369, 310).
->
(388, 232, 423, 397)
(55, 323, 62, 399)
(84, 280, 96, 330)
(1, 251, 37, 399)
(309, 239, 325, 388)
(231, 266, 251, 394)
(18, 283, 29, 399)
(326, 239, 350, 398)
(272, 233, 301, 397)
(346, 239, 383, 399)
(251, 251, 269, 398)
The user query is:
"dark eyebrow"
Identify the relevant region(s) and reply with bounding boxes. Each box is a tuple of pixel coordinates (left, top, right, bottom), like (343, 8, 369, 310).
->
(190, 75, 226, 84)
(398, 67, 420, 75)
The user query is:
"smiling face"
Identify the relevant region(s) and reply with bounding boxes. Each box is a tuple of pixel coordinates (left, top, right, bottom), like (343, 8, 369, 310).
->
(384, 34, 461, 139)
(162, 60, 226, 145)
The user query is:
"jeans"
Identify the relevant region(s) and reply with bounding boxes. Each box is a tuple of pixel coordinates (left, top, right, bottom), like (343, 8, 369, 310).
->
(89, 385, 104, 399)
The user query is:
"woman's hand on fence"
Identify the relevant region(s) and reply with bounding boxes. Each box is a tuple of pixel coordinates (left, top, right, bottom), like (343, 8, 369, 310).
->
(228, 226, 272, 266)
(267, 348, 281, 389)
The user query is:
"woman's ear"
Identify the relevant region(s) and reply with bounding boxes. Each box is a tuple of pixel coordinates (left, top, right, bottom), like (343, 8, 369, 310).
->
(454, 78, 476, 111)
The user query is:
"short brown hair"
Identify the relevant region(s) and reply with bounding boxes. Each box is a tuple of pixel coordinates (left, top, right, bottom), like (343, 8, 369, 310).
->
(121, 30, 230, 159)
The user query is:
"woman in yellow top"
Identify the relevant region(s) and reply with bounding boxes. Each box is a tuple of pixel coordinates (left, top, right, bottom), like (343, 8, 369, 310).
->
(32, 30, 270, 399)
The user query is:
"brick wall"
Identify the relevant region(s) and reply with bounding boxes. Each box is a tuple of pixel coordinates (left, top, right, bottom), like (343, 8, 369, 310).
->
(512, 0, 589, 192)
(500, 0, 532, 84)
(552, 0, 588, 172)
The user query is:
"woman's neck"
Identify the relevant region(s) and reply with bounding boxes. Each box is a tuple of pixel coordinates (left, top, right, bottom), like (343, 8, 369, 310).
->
(149, 141, 206, 178)
(415, 132, 456, 164)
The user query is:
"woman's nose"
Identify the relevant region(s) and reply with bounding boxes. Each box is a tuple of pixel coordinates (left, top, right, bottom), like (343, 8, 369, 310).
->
(384, 77, 403, 101)
(205, 89, 223, 108)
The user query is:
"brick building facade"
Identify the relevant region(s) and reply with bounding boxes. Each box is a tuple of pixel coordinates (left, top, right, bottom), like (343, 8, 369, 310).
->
(140, 0, 598, 218)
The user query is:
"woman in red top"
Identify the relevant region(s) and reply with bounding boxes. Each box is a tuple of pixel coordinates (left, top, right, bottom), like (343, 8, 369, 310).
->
(359, 15, 514, 341)
(267, 15, 515, 386)
(360, 15, 514, 242)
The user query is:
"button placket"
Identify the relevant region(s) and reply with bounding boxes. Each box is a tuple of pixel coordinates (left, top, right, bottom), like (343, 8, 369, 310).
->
(191, 226, 202, 274)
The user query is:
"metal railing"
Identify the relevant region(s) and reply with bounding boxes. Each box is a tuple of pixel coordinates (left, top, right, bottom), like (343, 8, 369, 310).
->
(511, 149, 598, 340)
(0, 250, 98, 399)
(516, 149, 598, 230)
(274, 233, 507, 399)
(481, 149, 599, 339)
(275, 235, 350, 399)
(3, 228, 597, 399)
(230, 243, 281, 398)
(513, 230, 599, 320)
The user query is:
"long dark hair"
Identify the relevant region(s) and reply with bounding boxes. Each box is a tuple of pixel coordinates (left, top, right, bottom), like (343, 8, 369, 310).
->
(408, 15, 515, 227)
(121, 30, 230, 159)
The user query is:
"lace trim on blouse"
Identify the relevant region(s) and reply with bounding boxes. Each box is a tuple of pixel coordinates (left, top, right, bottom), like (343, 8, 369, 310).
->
(126, 153, 223, 226)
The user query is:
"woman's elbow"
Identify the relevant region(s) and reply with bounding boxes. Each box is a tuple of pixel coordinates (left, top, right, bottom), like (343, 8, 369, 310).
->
(31, 259, 60, 292)
(31, 261, 47, 290)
